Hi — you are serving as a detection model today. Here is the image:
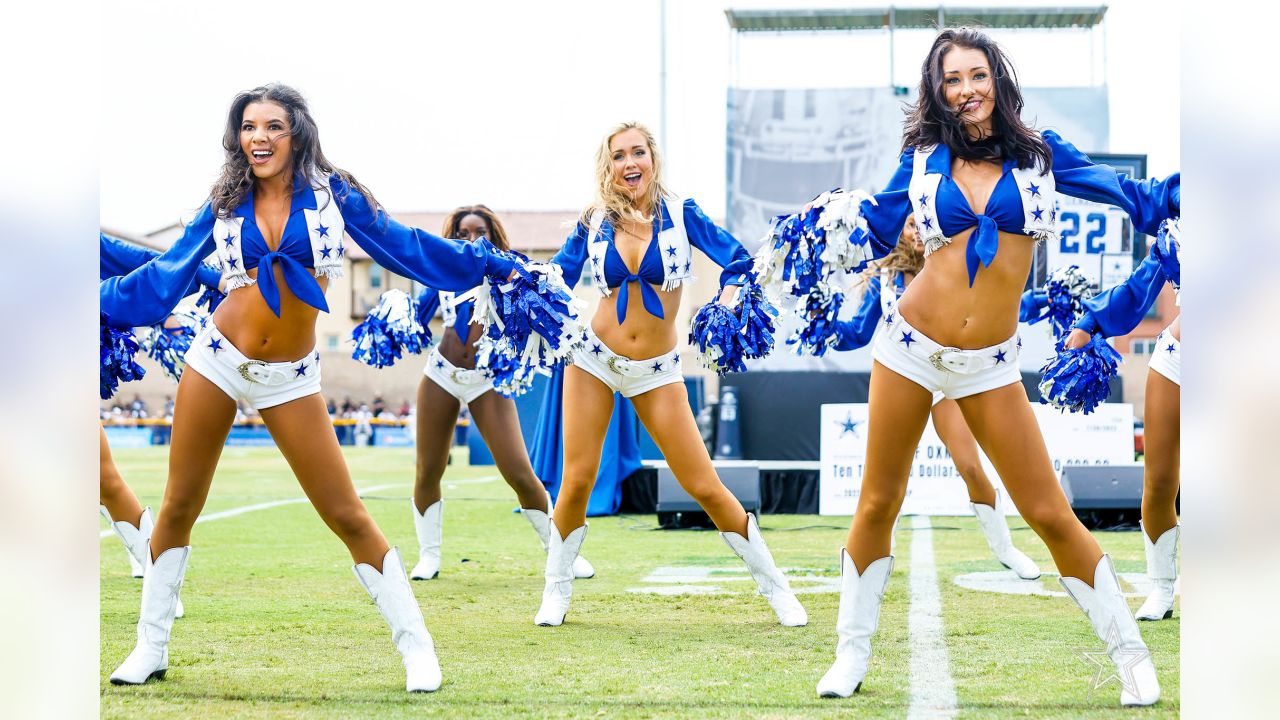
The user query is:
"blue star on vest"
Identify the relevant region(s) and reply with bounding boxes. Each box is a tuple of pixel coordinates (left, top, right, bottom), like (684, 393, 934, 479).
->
(884, 312, 894, 326)
(223, 234, 236, 248)
(918, 193, 929, 207)
(591, 343, 603, 355)
(665, 245, 677, 257)
(1166, 343, 1177, 354)
(921, 215, 934, 231)
(207, 337, 223, 353)
(336, 246, 345, 257)
(668, 262, 679, 274)
(899, 331, 916, 348)
(1050, 208, 1057, 222)
(294, 362, 308, 377)
(591, 255, 600, 265)
(316, 223, 329, 238)
(837, 414, 862, 438)
(1026, 182, 1041, 198)
(994, 349, 1007, 364)
(1031, 206, 1045, 222)
(683, 260, 691, 272)
(319, 245, 332, 259)
(226, 257, 238, 270)
(650, 361, 664, 373)
(1017, 336, 1023, 349)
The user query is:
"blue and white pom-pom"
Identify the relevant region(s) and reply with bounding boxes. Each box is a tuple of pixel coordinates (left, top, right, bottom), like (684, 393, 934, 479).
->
(101, 313, 145, 400)
(689, 277, 778, 376)
(464, 253, 585, 382)
(350, 289, 431, 368)
(1038, 333, 1122, 414)
(752, 188, 876, 307)
(786, 285, 845, 357)
(1042, 265, 1093, 340)
(1152, 218, 1180, 291)
(140, 309, 207, 382)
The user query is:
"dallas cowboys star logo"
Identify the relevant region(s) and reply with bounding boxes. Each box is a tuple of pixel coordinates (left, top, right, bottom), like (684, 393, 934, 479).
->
(1078, 620, 1151, 698)
(226, 257, 238, 269)
(837, 413, 862, 438)
(1026, 182, 1041, 198)
(207, 338, 223, 353)
(316, 223, 329, 238)
(435, 360, 445, 369)
(899, 331, 916, 348)
(665, 245, 677, 257)
(650, 361, 664, 373)
(921, 215, 934, 231)
(884, 312, 894, 326)
(294, 362, 308, 377)
(319, 245, 332, 259)
(591, 255, 600, 265)
(683, 260, 691, 272)
(1017, 336, 1023, 349)
(223, 234, 236, 248)
(591, 343, 603, 356)
(1032, 206, 1045, 221)
(994, 349, 1007, 364)
(336, 246, 345, 257)
(668, 263, 679, 274)
(918, 193, 929, 207)
(1166, 343, 1176, 354)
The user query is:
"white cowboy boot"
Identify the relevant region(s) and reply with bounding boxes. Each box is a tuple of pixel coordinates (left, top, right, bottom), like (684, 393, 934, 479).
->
(101, 505, 151, 578)
(410, 500, 442, 580)
(354, 547, 442, 693)
(1060, 555, 1161, 707)
(524, 498, 595, 579)
(720, 514, 808, 627)
(534, 521, 587, 627)
(109, 545, 189, 685)
(817, 549, 893, 698)
(971, 494, 1042, 580)
(1135, 523, 1178, 621)
(100, 506, 184, 617)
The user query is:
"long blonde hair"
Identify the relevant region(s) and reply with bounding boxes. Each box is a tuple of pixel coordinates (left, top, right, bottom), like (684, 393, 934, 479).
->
(579, 121, 671, 227)
(856, 223, 924, 289)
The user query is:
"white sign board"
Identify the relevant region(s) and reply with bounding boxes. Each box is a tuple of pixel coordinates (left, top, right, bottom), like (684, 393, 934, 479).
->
(818, 402, 1134, 516)
(1048, 195, 1133, 290)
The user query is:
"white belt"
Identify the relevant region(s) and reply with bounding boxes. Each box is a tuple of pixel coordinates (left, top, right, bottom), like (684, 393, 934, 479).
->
(235, 360, 300, 386)
(887, 316, 1019, 376)
(583, 332, 680, 378)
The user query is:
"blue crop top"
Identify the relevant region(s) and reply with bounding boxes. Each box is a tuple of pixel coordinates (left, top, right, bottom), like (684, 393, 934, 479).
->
(853, 131, 1181, 285)
(100, 174, 516, 328)
(416, 287, 475, 342)
(553, 197, 753, 324)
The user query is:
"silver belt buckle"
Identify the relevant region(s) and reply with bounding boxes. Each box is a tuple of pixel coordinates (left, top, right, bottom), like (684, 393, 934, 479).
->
(237, 359, 269, 383)
(451, 368, 478, 384)
(928, 347, 959, 373)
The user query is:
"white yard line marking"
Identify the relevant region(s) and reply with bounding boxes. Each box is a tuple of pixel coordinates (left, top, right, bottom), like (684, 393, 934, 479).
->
(907, 515, 958, 719)
(100, 482, 408, 539)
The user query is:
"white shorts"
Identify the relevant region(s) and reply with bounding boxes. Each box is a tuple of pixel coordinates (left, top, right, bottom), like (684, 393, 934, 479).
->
(184, 320, 322, 410)
(423, 346, 494, 405)
(1148, 326, 1181, 386)
(572, 328, 684, 398)
(871, 314, 1022, 401)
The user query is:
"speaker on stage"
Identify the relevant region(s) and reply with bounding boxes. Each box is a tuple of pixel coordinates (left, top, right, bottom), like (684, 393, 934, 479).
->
(656, 462, 759, 528)
(1059, 465, 1144, 510)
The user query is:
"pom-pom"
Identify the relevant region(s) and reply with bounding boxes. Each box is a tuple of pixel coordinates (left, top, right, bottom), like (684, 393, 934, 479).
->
(466, 252, 585, 385)
(195, 285, 225, 313)
(140, 310, 206, 382)
(689, 277, 778, 376)
(1038, 334, 1122, 414)
(1153, 218, 1180, 290)
(350, 289, 431, 368)
(101, 313, 145, 400)
(1042, 265, 1093, 340)
(751, 189, 875, 307)
(785, 286, 845, 357)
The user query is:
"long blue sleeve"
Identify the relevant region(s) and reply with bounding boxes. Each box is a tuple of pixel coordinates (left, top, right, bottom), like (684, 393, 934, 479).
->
(832, 276, 883, 351)
(1046, 131, 1180, 236)
(415, 287, 442, 320)
(99, 205, 218, 327)
(550, 222, 590, 289)
(1019, 289, 1049, 323)
(332, 176, 515, 291)
(856, 150, 915, 263)
(1073, 244, 1168, 337)
(683, 199, 753, 287)
(100, 233, 222, 299)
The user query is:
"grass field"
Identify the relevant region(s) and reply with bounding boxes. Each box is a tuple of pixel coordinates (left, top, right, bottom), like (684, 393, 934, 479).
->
(100, 446, 1179, 719)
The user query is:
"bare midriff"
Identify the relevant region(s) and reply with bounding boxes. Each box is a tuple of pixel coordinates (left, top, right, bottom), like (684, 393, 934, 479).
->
(211, 264, 327, 362)
(896, 226, 1035, 349)
(437, 323, 485, 369)
(591, 283, 684, 360)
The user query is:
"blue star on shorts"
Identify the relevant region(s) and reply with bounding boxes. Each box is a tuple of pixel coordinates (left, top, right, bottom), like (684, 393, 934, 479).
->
(899, 331, 916, 348)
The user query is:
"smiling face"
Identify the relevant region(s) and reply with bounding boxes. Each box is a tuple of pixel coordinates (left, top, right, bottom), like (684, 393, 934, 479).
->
(902, 213, 924, 253)
(453, 213, 490, 243)
(239, 101, 294, 182)
(941, 46, 996, 138)
(609, 128, 654, 204)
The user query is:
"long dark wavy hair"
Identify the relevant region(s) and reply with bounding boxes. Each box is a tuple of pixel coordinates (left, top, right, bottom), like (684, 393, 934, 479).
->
(902, 27, 1051, 170)
(442, 205, 511, 252)
(209, 84, 380, 217)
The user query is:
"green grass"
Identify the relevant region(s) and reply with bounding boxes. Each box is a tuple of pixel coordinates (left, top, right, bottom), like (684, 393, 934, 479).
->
(102, 447, 1178, 718)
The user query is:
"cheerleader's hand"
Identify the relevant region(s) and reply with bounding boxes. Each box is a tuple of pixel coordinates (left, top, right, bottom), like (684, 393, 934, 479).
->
(1064, 328, 1091, 350)
(718, 284, 740, 306)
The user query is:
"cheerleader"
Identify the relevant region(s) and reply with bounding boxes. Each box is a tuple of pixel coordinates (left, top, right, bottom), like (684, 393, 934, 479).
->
(773, 29, 1178, 705)
(101, 84, 531, 692)
(1064, 220, 1181, 621)
(831, 215, 1040, 579)
(533, 121, 807, 628)
(404, 205, 594, 582)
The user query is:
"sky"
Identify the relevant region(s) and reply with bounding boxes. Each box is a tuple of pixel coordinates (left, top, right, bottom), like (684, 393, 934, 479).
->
(100, 0, 1179, 234)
